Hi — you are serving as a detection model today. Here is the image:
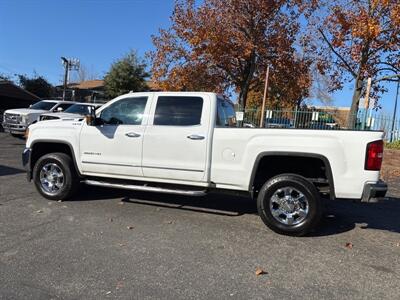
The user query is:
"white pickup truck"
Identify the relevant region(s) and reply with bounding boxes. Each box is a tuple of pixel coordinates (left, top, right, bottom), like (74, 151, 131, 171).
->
(22, 92, 387, 235)
(2, 100, 76, 136)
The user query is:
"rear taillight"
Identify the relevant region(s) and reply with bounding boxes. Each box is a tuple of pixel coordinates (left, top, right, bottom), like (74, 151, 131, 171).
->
(365, 140, 384, 171)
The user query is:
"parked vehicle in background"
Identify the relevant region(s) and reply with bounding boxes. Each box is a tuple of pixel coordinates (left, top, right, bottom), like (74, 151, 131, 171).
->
(2, 100, 76, 136)
(306, 113, 339, 130)
(39, 103, 103, 121)
(265, 117, 294, 128)
(307, 120, 339, 130)
(23, 92, 387, 236)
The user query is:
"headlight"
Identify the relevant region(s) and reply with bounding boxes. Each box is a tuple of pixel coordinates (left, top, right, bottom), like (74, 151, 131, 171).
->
(21, 115, 29, 124)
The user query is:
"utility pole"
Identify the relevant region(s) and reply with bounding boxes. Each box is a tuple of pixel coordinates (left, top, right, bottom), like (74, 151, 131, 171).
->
(259, 65, 270, 128)
(390, 80, 400, 142)
(61, 57, 68, 101)
(61, 57, 80, 101)
(361, 77, 372, 130)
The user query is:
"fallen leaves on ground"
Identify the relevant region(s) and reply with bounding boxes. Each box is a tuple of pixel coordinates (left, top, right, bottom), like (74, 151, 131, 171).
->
(109, 218, 113, 222)
(36, 210, 43, 213)
(127, 226, 134, 230)
(116, 281, 124, 290)
(255, 267, 267, 276)
(345, 242, 353, 249)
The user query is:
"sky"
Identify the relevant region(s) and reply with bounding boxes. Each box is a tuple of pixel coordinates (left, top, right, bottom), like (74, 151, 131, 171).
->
(0, 0, 398, 117)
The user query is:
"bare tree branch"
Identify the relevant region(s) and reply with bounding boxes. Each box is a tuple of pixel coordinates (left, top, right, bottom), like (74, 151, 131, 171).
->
(374, 74, 400, 83)
(318, 28, 357, 78)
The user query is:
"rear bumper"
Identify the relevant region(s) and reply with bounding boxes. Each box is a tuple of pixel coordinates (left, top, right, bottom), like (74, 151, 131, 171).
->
(2, 122, 27, 134)
(22, 147, 32, 181)
(361, 181, 388, 202)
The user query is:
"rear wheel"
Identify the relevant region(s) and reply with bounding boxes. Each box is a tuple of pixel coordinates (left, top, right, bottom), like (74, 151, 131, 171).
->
(33, 152, 79, 200)
(257, 174, 322, 236)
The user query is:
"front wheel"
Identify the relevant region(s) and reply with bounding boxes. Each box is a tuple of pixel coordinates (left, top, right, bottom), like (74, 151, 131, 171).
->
(33, 152, 79, 200)
(257, 174, 322, 236)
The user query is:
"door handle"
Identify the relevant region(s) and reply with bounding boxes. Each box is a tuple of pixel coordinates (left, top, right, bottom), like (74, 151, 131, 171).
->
(125, 132, 141, 138)
(187, 134, 205, 140)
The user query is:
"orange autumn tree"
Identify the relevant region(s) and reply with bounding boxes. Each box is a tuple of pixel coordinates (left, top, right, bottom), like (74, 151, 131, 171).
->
(246, 55, 312, 109)
(314, 0, 400, 127)
(150, 0, 312, 110)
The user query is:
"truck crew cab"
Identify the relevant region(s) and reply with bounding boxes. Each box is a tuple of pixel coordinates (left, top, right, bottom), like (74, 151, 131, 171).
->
(22, 92, 387, 235)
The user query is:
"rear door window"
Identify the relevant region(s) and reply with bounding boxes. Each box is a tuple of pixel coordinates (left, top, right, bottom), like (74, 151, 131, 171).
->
(154, 96, 203, 126)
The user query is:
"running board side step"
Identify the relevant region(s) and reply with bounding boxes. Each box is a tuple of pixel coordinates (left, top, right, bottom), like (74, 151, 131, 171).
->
(84, 179, 207, 197)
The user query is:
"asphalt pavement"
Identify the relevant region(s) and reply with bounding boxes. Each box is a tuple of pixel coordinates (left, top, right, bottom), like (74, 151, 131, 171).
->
(1, 132, 399, 299)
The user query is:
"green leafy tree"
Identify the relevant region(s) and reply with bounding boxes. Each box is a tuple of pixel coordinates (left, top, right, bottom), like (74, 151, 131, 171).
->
(104, 51, 149, 98)
(17, 74, 54, 98)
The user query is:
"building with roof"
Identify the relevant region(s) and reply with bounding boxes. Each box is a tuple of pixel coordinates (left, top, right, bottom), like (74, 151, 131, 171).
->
(67, 80, 106, 103)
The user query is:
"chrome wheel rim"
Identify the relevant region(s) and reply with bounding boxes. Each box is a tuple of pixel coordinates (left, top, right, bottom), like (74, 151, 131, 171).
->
(39, 163, 64, 194)
(269, 186, 309, 225)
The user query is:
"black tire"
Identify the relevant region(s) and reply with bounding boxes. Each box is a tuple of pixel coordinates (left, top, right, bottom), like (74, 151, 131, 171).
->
(33, 152, 79, 200)
(257, 173, 322, 236)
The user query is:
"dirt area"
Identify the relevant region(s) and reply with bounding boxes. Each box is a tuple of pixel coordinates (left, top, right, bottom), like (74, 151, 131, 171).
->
(381, 149, 400, 197)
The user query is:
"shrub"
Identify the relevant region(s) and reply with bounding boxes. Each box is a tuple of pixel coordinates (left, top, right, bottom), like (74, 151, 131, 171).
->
(385, 140, 400, 150)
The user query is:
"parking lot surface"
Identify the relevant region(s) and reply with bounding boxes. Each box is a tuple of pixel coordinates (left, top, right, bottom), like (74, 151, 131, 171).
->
(1, 132, 400, 299)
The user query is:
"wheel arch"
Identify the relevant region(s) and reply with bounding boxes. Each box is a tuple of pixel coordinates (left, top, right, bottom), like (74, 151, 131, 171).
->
(29, 140, 82, 180)
(249, 151, 335, 200)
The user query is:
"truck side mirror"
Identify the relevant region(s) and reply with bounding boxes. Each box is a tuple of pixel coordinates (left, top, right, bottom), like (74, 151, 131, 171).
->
(57, 107, 63, 112)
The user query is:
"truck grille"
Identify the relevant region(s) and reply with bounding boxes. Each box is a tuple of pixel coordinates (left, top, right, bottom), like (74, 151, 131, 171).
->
(4, 113, 22, 124)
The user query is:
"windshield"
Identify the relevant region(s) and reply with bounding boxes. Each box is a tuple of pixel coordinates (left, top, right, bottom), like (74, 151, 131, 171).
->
(30, 101, 57, 111)
(65, 104, 93, 115)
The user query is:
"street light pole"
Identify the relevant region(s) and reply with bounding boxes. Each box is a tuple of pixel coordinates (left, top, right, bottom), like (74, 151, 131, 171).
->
(61, 57, 80, 101)
(390, 80, 400, 142)
(61, 57, 69, 101)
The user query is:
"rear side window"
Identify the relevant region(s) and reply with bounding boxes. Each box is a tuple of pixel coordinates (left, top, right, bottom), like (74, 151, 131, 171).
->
(217, 98, 237, 127)
(154, 96, 203, 126)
